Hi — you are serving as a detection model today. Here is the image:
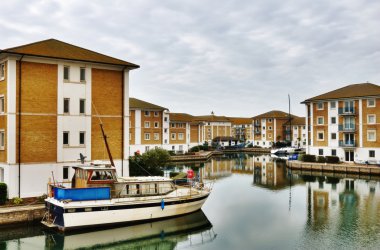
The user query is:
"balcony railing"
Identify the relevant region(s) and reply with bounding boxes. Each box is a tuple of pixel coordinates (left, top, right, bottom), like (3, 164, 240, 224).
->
(285, 130, 291, 135)
(339, 140, 356, 147)
(338, 124, 356, 132)
(254, 130, 261, 135)
(254, 123, 261, 127)
(338, 107, 356, 115)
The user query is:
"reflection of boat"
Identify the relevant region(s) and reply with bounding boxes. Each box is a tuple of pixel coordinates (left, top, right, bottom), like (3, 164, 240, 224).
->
(42, 123, 212, 231)
(270, 147, 305, 155)
(5, 210, 216, 250)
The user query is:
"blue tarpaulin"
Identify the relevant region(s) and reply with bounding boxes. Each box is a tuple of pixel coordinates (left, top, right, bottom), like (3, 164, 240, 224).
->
(54, 187, 110, 201)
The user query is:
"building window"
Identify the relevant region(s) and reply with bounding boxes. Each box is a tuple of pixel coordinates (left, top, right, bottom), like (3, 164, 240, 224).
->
(0, 130, 4, 150)
(79, 67, 86, 82)
(268, 126, 272, 130)
(262, 126, 265, 130)
(317, 117, 324, 125)
(263, 134, 266, 138)
(319, 149, 323, 156)
(144, 122, 150, 128)
(331, 149, 336, 156)
(171, 133, 176, 140)
(63, 66, 70, 81)
(367, 130, 376, 142)
(172, 146, 175, 150)
(154, 133, 159, 140)
(63, 131, 69, 146)
(331, 133, 336, 140)
(64, 98, 70, 114)
(154, 111, 159, 117)
(317, 131, 324, 141)
(79, 131, 85, 145)
(369, 150, 375, 158)
(164, 139, 168, 144)
(144, 111, 150, 117)
(268, 134, 272, 139)
(0, 63, 4, 80)
(145, 146, 150, 152)
(154, 122, 159, 128)
(178, 123, 184, 128)
(331, 117, 336, 124)
(330, 101, 336, 109)
(178, 133, 184, 140)
(171, 123, 175, 128)
(367, 99, 376, 107)
(164, 128, 168, 133)
(367, 115, 376, 124)
(79, 99, 85, 114)
(144, 133, 150, 140)
(164, 117, 168, 122)
(317, 102, 324, 110)
(0, 96, 4, 113)
(63, 167, 69, 180)
(268, 119, 272, 123)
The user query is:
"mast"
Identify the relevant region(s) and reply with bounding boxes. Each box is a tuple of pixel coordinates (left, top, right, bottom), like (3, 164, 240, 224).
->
(100, 123, 115, 167)
(288, 94, 292, 144)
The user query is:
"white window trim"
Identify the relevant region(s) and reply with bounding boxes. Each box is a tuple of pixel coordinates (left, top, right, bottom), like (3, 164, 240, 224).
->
(317, 102, 324, 110)
(367, 98, 376, 108)
(317, 131, 324, 141)
(154, 111, 159, 117)
(178, 133, 184, 140)
(330, 101, 336, 109)
(144, 133, 150, 140)
(367, 114, 376, 124)
(144, 111, 150, 117)
(171, 133, 176, 140)
(0, 63, 5, 81)
(0, 95, 4, 114)
(367, 130, 376, 142)
(268, 134, 272, 139)
(144, 121, 150, 128)
(268, 126, 272, 130)
(317, 116, 324, 125)
(154, 122, 159, 128)
(154, 133, 159, 140)
(0, 129, 5, 150)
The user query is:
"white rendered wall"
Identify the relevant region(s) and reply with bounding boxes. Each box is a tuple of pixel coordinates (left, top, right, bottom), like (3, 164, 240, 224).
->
(328, 101, 339, 148)
(6, 59, 17, 164)
(162, 111, 169, 145)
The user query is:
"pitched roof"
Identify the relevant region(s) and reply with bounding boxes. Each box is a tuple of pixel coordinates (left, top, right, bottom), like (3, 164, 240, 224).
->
(228, 117, 253, 125)
(1, 39, 139, 68)
(129, 98, 167, 111)
(303, 83, 380, 102)
(169, 113, 194, 122)
(252, 110, 293, 119)
(194, 115, 231, 122)
(283, 116, 305, 126)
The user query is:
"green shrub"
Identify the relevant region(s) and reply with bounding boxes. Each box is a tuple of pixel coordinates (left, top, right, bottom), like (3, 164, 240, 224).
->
(189, 146, 200, 152)
(12, 197, 23, 205)
(0, 183, 7, 205)
(317, 156, 326, 163)
(300, 154, 316, 162)
(168, 150, 176, 156)
(38, 194, 48, 202)
(325, 156, 340, 164)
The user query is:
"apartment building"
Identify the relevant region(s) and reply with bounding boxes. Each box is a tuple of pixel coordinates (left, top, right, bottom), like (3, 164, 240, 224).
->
(0, 39, 139, 197)
(229, 117, 254, 143)
(129, 98, 168, 156)
(194, 114, 232, 144)
(252, 110, 295, 148)
(303, 83, 380, 163)
(283, 116, 306, 147)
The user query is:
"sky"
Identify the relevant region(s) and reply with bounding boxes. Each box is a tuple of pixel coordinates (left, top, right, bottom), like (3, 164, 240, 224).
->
(1, 0, 380, 117)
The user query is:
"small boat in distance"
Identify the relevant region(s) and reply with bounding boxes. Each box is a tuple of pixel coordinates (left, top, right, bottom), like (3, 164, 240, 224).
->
(42, 116, 213, 231)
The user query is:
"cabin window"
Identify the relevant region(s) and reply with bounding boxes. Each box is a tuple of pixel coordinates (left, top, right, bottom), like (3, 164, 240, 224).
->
(90, 170, 115, 181)
(159, 182, 173, 193)
(67, 209, 76, 213)
(80, 99, 86, 114)
(84, 208, 92, 212)
(80, 67, 86, 82)
(141, 183, 156, 194)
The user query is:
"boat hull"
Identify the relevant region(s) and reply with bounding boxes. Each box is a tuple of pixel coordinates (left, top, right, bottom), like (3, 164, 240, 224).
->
(45, 194, 209, 231)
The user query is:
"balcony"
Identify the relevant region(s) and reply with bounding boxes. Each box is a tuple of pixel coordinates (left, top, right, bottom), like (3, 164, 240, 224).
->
(338, 124, 356, 132)
(254, 130, 261, 135)
(338, 107, 356, 116)
(285, 130, 291, 135)
(254, 123, 261, 127)
(339, 140, 356, 147)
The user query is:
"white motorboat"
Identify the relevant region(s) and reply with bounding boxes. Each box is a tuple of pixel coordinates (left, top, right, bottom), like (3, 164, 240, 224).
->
(42, 164, 212, 231)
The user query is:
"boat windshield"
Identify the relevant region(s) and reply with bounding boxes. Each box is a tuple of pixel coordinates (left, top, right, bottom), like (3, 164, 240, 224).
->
(90, 170, 116, 181)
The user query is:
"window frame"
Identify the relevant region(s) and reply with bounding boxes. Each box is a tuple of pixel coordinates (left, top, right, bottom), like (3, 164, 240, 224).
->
(79, 99, 86, 115)
(80, 67, 86, 82)
(63, 131, 69, 146)
(79, 131, 86, 146)
(171, 133, 176, 140)
(63, 66, 70, 81)
(367, 99, 376, 108)
(63, 167, 69, 180)
(369, 150, 375, 158)
(154, 122, 159, 128)
(317, 102, 324, 110)
(317, 116, 324, 125)
(144, 121, 150, 128)
(63, 98, 70, 114)
(331, 117, 336, 124)
(0, 63, 5, 81)
(144, 111, 150, 117)
(367, 114, 376, 124)
(331, 133, 336, 140)
(144, 133, 150, 140)
(367, 130, 376, 142)
(331, 149, 336, 156)
(154, 133, 159, 140)
(330, 101, 336, 109)
(0, 95, 4, 113)
(0, 130, 5, 150)
(154, 111, 159, 117)
(317, 131, 324, 141)
(178, 133, 184, 140)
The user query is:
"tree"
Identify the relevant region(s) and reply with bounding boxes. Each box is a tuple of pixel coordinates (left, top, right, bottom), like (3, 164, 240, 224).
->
(129, 148, 170, 176)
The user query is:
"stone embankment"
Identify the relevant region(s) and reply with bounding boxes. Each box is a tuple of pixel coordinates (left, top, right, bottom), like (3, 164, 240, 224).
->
(287, 160, 380, 175)
(0, 204, 45, 227)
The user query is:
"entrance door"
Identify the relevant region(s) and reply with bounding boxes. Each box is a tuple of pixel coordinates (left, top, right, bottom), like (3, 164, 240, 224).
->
(345, 150, 354, 162)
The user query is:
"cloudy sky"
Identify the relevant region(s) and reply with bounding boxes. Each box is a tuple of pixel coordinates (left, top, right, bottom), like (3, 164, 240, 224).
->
(1, 0, 379, 117)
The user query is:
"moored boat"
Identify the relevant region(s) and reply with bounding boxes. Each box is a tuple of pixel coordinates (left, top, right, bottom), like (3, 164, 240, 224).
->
(42, 164, 212, 231)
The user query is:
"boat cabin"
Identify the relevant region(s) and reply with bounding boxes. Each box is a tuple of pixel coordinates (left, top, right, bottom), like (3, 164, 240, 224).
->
(73, 165, 117, 188)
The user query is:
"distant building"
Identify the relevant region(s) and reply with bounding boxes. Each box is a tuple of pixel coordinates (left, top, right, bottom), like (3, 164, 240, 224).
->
(129, 98, 168, 155)
(302, 83, 380, 163)
(229, 117, 254, 143)
(283, 116, 306, 147)
(0, 39, 139, 197)
(252, 110, 300, 148)
(193, 114, 232, 144)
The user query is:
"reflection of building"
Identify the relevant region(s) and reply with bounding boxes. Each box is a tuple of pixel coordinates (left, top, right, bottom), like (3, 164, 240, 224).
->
(202, 156, 235, 179)
(302, 83, 380, 163)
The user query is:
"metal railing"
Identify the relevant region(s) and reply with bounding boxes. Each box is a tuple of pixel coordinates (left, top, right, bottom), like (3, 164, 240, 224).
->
(338, 107, 356, 115)
(338, 124, 355, 132)
(339, 140, 356, 147)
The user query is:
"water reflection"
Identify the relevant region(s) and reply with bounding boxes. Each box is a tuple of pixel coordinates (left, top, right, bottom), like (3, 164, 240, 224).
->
(1, 210, 216, 250)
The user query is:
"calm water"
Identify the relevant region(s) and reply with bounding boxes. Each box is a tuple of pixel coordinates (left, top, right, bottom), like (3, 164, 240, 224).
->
(2, 153, 380, 249)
